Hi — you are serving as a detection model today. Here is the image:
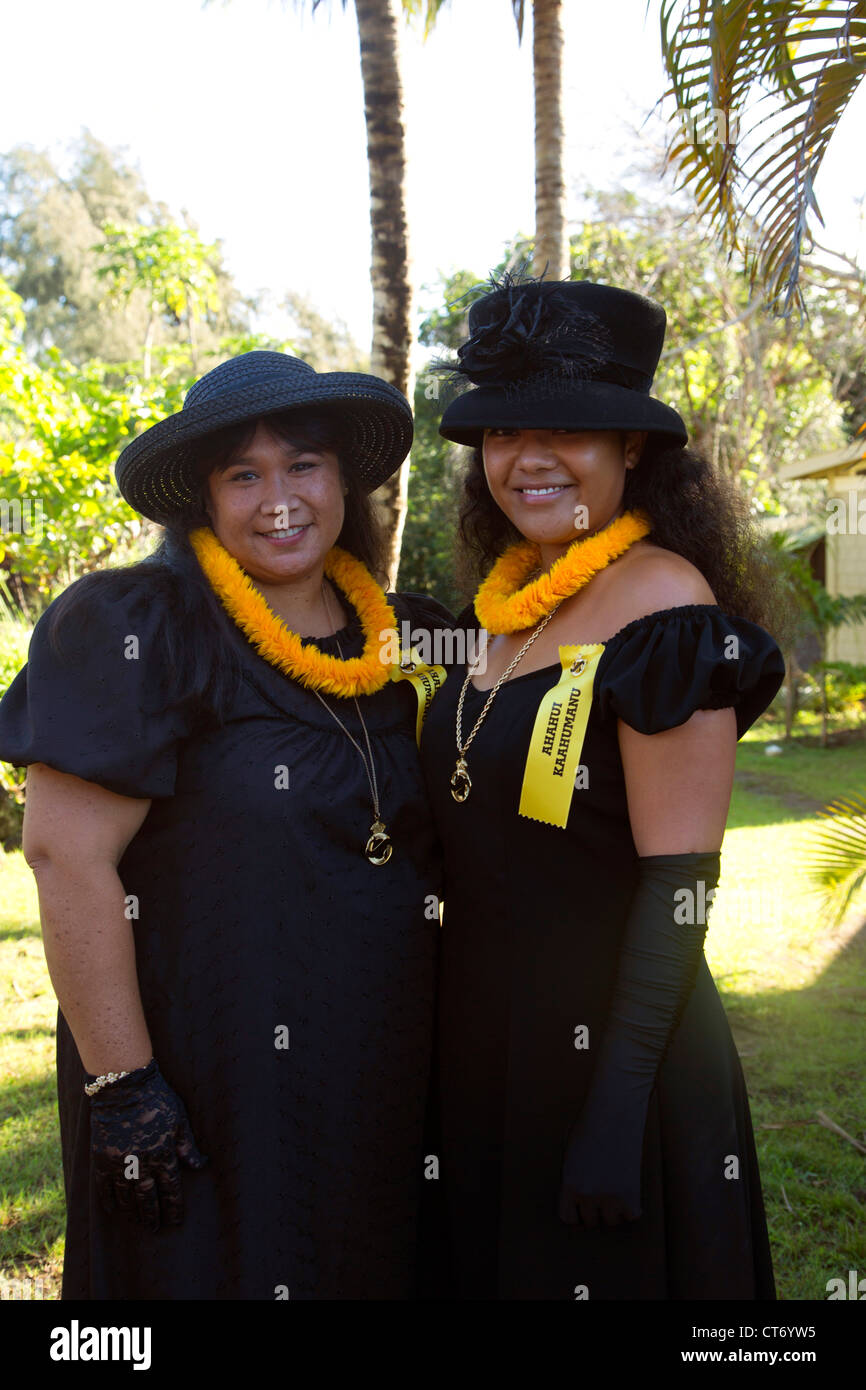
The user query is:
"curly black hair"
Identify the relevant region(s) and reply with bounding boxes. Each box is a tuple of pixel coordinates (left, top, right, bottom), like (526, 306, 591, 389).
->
(455, 433, 786, 639)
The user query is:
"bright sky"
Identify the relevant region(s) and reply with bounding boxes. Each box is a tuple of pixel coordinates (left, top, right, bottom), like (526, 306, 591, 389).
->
(2, 0, 864, 354)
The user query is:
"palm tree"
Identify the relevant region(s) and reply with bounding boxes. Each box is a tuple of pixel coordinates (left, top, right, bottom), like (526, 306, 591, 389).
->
(326, 0, 571, 574)
(659, 0, 866, 315)
(354, 0, 415, 583)
(236, 0, 571, 574)
(421, 2, 570, 277)
(514, 0, 569, 278)
(217, 0, 415, 582)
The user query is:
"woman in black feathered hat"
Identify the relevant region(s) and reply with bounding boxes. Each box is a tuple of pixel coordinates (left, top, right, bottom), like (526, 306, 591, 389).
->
(418, 273, 786, 1300)
(0, 350, 456, 1300)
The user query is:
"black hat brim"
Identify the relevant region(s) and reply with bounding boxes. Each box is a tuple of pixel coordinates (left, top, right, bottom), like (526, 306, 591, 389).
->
(438, 380, 688, 448)
(115, 374, 413, 522)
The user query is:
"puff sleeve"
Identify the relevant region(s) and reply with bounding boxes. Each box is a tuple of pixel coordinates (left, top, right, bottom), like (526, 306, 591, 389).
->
(595, 604, 785, 740)
(0, 575, 196, 799)
(388, 589, 459, 665)
(390, 590, 457, 633)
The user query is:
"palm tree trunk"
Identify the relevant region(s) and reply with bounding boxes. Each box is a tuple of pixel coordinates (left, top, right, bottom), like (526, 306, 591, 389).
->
(532, 0, 569, 279)
(354, 0, 414, 587)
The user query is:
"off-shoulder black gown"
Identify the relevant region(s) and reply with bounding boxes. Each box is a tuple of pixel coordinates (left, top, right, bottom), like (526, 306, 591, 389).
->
(0, 569, 453, 1300)
(419, 602, 785, 1301)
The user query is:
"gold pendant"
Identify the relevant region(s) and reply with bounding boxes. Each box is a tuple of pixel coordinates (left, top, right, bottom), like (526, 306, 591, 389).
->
(450, 757, 471, 803)
(365, 819, 393, 865)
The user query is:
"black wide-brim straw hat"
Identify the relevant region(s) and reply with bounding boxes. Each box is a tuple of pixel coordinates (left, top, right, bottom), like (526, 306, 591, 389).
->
(115, 351, 414, 522)
(437, 276, 688, 448)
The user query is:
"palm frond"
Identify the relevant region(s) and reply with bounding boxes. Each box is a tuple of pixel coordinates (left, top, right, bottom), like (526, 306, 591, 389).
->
(806, 793, 866, 928)
(659, 1, 866, 315)
(401, 0, 450, 36)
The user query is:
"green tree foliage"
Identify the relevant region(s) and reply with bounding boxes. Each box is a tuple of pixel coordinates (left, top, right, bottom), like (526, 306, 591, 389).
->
(94, 222, 222, 377)
(397, 269, 479, 609)
(0, 132, 247, 367)
(282, 290, 369, 372)
(0, 132, 153, 361)
(399, 372, 464, 611)
(563, 191, 849, 508)
(0, 272, 190, 612)
(0, 136, 320, 613)
(774, 533, 866, 744)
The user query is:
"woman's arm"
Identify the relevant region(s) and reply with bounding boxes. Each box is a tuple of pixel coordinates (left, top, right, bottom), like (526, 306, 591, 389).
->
(618, 705, 737, 855)
(559, 710, 738, 1227)
(22, 761, 153, 1075)
(24, 761, 207, 1229)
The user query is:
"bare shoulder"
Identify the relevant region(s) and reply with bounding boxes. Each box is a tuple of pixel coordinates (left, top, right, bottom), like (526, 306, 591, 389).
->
(562, 540, 717, 641)
(619, 541, 717, 607)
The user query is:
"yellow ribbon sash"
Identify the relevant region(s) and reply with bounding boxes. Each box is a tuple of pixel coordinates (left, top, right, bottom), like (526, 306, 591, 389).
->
(388, 647, 447, 746)
(518, 644, 605, 828)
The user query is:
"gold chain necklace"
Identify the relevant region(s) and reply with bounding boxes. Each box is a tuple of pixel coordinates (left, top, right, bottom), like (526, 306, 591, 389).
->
(451, 607, 562, 801)
(451, 510, 650, 803)
(191, 527, 395, 862)
(314, 580, 393, 866)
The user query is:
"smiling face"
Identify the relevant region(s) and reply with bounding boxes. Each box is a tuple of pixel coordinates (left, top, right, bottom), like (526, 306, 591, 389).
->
(204, 419, 347, 587)
(481, 427, 647, 562)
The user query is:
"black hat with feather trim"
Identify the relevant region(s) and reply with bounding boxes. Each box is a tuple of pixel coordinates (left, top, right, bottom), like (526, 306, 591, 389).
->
(436, 273, 687, 448)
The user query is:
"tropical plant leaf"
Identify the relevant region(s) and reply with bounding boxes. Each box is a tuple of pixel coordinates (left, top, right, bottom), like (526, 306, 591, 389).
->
(402, 0, 450, 36)
(806, 793, 866, 927)
(659, 1, 866, 315)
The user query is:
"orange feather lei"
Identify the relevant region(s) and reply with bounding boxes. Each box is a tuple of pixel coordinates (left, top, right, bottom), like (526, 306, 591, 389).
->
(475, 509, 652, 635)
(189, 527, 397, 698)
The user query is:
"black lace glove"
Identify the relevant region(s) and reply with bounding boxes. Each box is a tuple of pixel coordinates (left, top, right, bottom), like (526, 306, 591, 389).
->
(89, 1058, 208, 1230)
(559, 850, 721, 1229)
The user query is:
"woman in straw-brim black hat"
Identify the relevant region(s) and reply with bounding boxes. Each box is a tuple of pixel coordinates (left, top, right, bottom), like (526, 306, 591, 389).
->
(0, 350, 456, 1300)
(418, 273, 786, 1300)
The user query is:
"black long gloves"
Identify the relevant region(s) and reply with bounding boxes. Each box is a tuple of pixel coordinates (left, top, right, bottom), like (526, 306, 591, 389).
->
(89, 1058, 208, 1230)
(559, 850, 722, 1229)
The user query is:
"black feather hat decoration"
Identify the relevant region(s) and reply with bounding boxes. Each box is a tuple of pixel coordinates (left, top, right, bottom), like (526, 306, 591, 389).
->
(433, 270, 613, 402)
(435, 270, 689, 448)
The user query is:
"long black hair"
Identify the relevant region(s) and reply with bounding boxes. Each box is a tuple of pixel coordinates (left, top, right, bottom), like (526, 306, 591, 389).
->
(456, 433, 785, 638)
(48, 410, 388, 722)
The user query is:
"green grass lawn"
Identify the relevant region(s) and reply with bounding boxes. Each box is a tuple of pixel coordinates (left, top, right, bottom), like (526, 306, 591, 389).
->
(0, 854, 64, 1300)
(712, 728, 866, 1300)
(1, 724, 864, 1301)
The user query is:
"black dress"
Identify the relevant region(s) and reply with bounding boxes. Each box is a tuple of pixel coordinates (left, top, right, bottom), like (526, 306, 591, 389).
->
(0, 569, 454, 1300)
(419, 602, 786, 1301)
